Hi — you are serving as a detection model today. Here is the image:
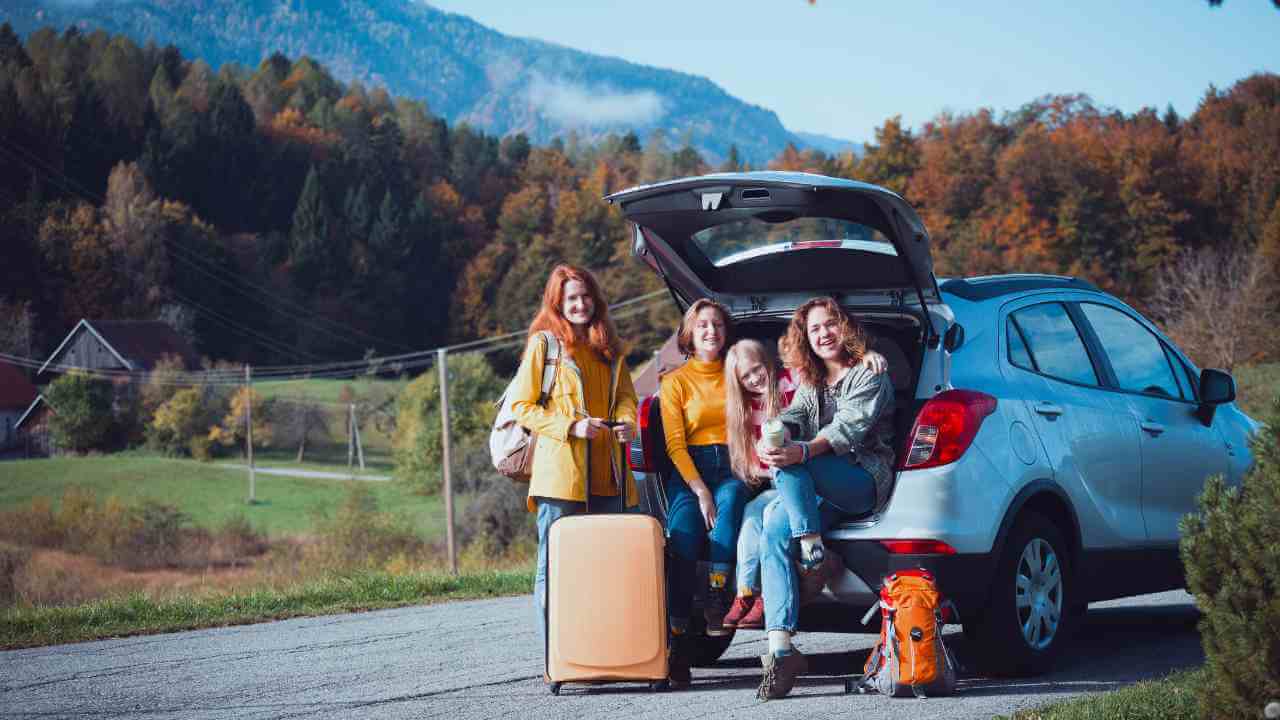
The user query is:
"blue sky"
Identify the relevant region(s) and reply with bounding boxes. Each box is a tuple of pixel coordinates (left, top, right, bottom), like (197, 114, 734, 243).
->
(427, 1, 1278, 144)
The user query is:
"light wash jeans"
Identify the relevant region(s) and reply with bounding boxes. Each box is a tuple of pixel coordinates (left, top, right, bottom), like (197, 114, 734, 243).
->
(736, 488, 777, 594)
(665, 444, 748, 629)
(760, 455, 876, 633)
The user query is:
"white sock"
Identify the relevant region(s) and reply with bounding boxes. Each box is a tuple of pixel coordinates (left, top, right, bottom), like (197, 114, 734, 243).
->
(799, 534, 824, 562)
(767, 630, 793, 655)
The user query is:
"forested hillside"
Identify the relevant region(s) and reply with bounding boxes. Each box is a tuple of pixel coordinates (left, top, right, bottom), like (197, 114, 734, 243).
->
(2, 0, 801, 164)
(1, 24, 1277, 371)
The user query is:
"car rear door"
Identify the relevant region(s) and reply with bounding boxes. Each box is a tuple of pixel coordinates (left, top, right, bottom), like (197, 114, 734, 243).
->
(1000, 296, 1146, 548)
(606, 172, 939, 319)
(1073, 301, 1227, 544)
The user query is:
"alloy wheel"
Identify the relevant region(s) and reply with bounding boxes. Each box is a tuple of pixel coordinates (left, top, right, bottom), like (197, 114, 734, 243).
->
(1015, 537, 1063, 651)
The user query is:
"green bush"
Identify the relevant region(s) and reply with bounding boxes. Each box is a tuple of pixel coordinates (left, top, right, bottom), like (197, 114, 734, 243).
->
(310, 486, 426, 568)
(43, 371, 115, 453)
(1180, 394, 1280, 720)
(393, 354, 505, 494)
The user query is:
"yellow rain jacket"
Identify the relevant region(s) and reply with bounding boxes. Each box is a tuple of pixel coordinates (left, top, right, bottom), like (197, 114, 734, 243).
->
(510, 333, 639, 512)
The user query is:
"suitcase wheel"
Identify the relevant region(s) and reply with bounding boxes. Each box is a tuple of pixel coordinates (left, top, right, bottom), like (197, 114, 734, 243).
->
(549, 682, 562, 696)
(650, 680, 669, 692)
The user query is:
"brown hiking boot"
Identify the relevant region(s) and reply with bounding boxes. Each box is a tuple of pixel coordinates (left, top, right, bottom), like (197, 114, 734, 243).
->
(667, 633, 692, 689)
(721, 594, 755, 629)
(737, 595, 766, 629)
(757, 649, 809, 700)
(797, 549, 845, 605)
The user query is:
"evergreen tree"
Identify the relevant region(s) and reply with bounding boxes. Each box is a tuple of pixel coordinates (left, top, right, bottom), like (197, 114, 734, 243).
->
(290, 166, 336, 295)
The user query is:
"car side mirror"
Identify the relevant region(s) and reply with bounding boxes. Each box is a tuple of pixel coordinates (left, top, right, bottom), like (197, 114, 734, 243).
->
(943, 323, 965, 353)
(1196, 368, 1236, 425)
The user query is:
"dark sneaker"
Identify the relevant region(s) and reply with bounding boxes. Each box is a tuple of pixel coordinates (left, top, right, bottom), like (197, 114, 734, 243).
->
(737, 595, 766, 629)
(721, 594, 755, 629)
(667, 633, 692, 688)
(757, 649, 809, 700)
(704, 585, 732, 637)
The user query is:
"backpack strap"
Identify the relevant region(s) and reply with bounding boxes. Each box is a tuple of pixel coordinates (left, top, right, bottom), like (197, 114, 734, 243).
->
(537, 331, 560, 404)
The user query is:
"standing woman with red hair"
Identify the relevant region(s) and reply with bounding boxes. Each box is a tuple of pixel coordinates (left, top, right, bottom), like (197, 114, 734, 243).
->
(509, 264, 639, 643)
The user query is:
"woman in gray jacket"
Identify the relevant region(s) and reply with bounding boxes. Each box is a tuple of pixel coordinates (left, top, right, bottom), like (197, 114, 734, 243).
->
(753, 297, 896, 700)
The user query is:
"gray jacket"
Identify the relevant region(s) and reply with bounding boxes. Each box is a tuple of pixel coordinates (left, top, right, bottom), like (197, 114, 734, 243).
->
(777, 365, 897, 511)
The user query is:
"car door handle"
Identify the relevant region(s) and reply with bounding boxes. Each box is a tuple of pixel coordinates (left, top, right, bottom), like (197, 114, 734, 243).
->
(1034, 402, 1064, 417)
(1140, 421, 1165, 437)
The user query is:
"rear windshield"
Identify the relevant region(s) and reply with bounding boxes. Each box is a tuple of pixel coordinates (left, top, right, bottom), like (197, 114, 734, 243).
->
(692, 216, 896, 267)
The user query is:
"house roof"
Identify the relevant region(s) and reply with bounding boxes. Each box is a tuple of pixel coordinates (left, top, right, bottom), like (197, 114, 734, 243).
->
(39, 320, 198, 375)
(632, 332, 684, 399)
(0, 361, 38, 411)
(15, 394, 49, 430)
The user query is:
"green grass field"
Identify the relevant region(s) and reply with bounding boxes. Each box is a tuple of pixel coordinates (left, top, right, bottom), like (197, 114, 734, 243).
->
(0, 454, 448, 539)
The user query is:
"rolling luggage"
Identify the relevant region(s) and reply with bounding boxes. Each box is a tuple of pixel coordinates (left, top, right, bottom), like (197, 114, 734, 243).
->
(545, 507, 669, 694)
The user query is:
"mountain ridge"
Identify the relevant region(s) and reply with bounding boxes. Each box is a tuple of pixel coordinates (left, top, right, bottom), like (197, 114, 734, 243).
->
(4, 0, 860, 163)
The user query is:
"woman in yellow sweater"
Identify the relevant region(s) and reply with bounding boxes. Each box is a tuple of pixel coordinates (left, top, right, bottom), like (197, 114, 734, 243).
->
(659, 298, 745, 685)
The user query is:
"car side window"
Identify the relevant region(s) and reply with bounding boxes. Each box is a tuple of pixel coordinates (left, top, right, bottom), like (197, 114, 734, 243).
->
(1009, 303, 1098, 386)
(1078, 303, 1183, 400)
(1006, 317, 1035, 370)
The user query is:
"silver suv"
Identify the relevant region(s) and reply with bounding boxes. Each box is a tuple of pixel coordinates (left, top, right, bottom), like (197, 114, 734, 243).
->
(607, 171, 1258, 675)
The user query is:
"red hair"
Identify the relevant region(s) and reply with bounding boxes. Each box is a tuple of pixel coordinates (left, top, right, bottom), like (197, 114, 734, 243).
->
(528, 264, 623, 361)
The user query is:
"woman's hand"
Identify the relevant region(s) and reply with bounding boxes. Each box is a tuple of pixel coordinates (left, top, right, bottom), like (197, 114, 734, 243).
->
(758, 441, 805, 468)
(691, 481, 718, 530)
(862, 350, 888, 375)
(610, 422, 634, 444)
(571, 417, 609, 439)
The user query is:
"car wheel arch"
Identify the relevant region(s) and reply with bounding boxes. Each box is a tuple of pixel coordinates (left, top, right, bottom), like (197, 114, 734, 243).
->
(993, 480, 1082, 577)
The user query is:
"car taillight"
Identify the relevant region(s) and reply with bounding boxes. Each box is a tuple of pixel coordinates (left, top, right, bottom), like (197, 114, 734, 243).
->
(879, 540, 957, 555)
(901, 389, 997, 469)
(629, 395, 659, 473)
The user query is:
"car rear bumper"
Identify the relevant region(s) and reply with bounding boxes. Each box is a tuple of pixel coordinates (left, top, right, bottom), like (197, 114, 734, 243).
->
(825, 539, 996, 618)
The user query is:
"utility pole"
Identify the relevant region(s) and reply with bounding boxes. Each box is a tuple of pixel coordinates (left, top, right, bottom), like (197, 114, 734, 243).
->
(438, 348, 457, 574)
(348, 402, 356, 469)
(353, 404, 366, 471)
(245, 364, 255, 504)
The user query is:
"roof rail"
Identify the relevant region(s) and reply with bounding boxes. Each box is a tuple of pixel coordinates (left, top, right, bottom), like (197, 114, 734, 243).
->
(939, 275, 1101, 301)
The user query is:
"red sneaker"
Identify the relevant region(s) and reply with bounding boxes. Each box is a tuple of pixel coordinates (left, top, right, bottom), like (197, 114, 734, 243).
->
(737, 595, 766, 629)
(722, 594, 755, 629)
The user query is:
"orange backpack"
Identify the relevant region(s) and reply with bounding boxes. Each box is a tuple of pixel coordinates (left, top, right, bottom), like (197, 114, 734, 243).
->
(851, 568, 958, 698)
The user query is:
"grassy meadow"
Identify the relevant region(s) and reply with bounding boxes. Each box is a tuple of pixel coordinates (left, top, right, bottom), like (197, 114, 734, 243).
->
(0, 454, 446, 539)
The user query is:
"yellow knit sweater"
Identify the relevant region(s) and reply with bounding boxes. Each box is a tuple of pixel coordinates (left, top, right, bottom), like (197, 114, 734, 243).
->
(659, 358, 727, 484)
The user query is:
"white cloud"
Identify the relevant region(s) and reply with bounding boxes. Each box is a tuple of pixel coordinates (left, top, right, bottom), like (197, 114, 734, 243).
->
(526, 73, 666, 127)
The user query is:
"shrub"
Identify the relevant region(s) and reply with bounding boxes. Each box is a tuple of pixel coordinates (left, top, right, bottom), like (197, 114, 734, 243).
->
(1180, 394, 1280, 720)
(43, 371, 115, 453)
(0, 542, 30, 606)
(458, 478, 536, 559)
(310, 486, 426, 568)
(393, 354, 504, 495)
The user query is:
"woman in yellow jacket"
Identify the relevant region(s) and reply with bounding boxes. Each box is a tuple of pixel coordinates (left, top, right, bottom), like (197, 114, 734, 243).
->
(510, 264, 638, 635)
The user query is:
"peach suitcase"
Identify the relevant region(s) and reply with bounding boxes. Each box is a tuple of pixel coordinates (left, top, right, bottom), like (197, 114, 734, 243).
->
(545, 513, 669, 694)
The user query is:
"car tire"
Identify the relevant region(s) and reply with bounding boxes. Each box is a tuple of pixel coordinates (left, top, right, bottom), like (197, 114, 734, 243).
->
(964, 511, 1076, 676)
(690, 631, 735, 667)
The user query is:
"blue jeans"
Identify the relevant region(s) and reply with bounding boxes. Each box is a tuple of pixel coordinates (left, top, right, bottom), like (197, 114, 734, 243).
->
(761, 456, 876, 633)
(532, 495, 619, 640)
(736, 488, 777, 594)
(665, 445, 748, 628)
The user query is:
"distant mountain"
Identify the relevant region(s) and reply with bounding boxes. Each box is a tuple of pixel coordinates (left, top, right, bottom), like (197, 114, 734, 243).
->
(792, 131, 863, 159)
(3, 0, 857, 164)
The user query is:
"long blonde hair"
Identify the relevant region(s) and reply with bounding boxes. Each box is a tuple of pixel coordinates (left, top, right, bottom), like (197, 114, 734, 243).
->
(725, 339, 783, 488)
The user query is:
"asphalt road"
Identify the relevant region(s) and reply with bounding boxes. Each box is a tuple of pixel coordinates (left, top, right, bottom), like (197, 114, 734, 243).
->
(0, 590, 1202, 720)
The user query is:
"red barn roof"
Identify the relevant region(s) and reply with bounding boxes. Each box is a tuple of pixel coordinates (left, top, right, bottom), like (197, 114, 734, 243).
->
(0, 361, 37, 411)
